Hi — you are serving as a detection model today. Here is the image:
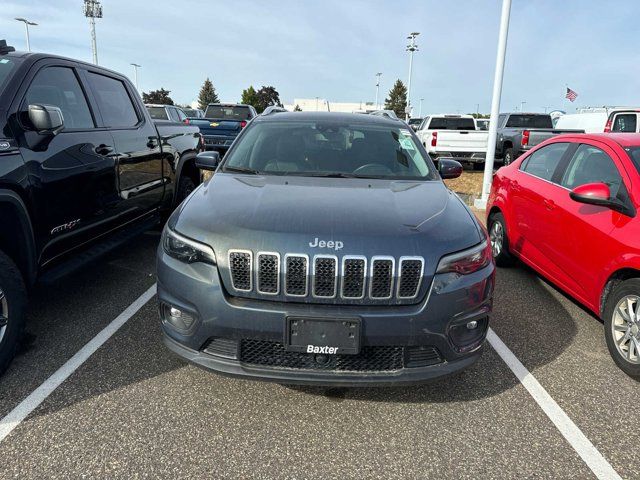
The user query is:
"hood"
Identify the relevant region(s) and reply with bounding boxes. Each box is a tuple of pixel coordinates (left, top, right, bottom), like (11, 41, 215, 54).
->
(174, 173, 481, 268)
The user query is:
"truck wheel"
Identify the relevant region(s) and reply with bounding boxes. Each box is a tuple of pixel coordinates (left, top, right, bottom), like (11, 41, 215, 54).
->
(176, 175, 197, 204)
(603, 279, 640, 380)
(0, 249, 27, 375)
(503, 148, 514, 166)
(487, 212, 514, 267)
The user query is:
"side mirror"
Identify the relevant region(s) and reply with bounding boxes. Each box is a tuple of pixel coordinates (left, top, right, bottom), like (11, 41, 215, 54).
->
(195, 150, 221, 171)
(569, 182, 612, 207)
(438, 158, 463, 179)
(28, 104, 64, 135)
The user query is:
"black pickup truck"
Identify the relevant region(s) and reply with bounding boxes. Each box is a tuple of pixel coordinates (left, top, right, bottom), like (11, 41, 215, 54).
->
(0, 41, 204, 374)
(495, 113, 583, 165)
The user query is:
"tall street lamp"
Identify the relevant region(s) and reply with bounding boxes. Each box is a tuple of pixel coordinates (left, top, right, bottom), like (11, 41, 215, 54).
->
(15, 18, 37, 52)
(419, 98, 424, 117)
(375, 72, 382, 110)
(405, 32, 420, 121)
(130, 63, 141, 91)
(83, 0, 103, 65)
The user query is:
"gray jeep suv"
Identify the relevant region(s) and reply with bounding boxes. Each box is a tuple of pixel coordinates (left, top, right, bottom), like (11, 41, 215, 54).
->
(156, 112, 494, 386)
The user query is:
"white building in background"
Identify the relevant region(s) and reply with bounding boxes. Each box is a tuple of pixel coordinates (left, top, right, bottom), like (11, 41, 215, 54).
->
(283, 98, 380, 113)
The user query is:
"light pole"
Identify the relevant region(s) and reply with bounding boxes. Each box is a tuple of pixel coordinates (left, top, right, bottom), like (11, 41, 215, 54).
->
(520, 101, 526, 112)
(542, 106, 552, 113)
(405, 32, 420, 121)
(14, 18, 37, 52)
(315, 96, 319, 111)
(476, 103, 480, 117)
(83, 0, 103, 65)
(476, 0, 512, 210)
(375, 72, 382, 110)
(419, 98, 424, 117)
(130, 63, 141, 91)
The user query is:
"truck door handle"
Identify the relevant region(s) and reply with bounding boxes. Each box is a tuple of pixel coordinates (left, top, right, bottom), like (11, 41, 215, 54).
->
(543, 199, 556, 210)
(95, 144, 114, 156)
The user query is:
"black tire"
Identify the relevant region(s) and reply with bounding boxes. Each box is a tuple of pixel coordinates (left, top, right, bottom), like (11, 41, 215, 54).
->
(503, 147, 514, 166)
(0, 249, 27, 376)
(603, 279, 640, 380)
(487, 211, 515, 267)
(176, 175, 197, 204)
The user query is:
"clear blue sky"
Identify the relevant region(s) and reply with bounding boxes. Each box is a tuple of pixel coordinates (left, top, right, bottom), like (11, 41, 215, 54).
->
(2, 0, 639, 113)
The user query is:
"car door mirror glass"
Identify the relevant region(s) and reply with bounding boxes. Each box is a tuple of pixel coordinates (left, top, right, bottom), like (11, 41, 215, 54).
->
(195, 151, 221, 171)
(28, 104, 64, 135)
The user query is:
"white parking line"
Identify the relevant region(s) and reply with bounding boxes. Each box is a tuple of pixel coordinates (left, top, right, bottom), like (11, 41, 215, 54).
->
(0, 284, 157, 443)
(487, 328, 622, 480)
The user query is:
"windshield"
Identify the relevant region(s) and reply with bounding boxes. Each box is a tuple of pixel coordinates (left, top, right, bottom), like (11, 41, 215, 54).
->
(147, 106, 169, 120)
(223, 120, 436, 180)
(0, 57, 22, 95)
(428, 117, 475, 130)
(505, 114, 553, 128)
(205, 105, 251, 120)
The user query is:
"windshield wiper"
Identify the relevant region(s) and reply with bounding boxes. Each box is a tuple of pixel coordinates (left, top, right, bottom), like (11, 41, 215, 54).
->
(223, 166, 260, 175)
(305, 172, 359, 178)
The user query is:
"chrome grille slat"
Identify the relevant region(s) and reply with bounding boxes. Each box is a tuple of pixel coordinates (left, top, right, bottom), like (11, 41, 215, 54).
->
(256, 252, 280, 295)
(341, 256, 367, 299)
(369, 257, 395, 299)
(397, 257, 424, 299)
(312, 255, 338, 298)
(284, 254, 309, 297)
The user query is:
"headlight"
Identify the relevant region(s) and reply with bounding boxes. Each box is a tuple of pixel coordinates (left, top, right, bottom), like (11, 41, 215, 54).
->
(162, 227, 216, 265)
(436, 240, 492, 275)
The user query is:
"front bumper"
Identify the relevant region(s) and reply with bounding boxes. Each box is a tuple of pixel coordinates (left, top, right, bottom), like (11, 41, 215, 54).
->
(156, 248, 495, 386)
(203, 135, 234, 150)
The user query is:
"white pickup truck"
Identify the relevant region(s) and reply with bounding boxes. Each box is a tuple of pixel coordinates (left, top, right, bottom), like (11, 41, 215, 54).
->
(415, 114, 488, 169)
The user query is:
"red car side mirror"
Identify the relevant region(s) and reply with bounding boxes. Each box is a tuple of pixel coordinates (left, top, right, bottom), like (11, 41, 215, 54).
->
(569, 182, 613, 208)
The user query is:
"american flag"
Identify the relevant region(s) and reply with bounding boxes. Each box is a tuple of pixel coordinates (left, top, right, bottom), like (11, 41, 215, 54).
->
(565, 87, 578, 102)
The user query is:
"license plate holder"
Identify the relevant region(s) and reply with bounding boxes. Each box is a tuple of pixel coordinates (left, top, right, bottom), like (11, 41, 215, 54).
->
(285, 317, 361, 355)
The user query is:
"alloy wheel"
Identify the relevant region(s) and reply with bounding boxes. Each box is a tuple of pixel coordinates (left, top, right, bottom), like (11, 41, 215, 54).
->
(490, 221, 504, 258)
(612, 295, 640, 364)
(0, 288, 7, 345)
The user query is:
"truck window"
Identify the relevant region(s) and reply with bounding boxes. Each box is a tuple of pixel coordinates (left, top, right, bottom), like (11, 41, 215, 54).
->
(612, 114, 637, 132)
(23, 66, 94, 129)
(205, 105, 251, 120)
(427, 117, 475, 130)
(86, 72, 139, 128)
(147, 106, 169, 120)
(505, 114, 553, 129)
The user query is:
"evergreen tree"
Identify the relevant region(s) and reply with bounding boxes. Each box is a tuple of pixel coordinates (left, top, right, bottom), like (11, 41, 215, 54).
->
(293, 104, 302, 112)
(142, 88, 174, 105)
(198, 78, 219, 110)
(240, 85, 259, 109)
(384, 79, 407, 118)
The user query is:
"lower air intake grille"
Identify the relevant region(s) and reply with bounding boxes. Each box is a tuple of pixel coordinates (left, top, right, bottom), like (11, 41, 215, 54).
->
(202, 338, 239, 359)
(313, 256, 337, 297)
(398, 258, 423, 298)
(239, 340, 405, 372)
(229, 251, 252, 291)
(370, 258, 394, 299)
(405, 346, 442, 367)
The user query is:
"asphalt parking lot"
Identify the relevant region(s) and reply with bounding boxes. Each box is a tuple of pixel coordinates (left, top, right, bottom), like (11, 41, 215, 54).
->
(0, 227, 637, 480)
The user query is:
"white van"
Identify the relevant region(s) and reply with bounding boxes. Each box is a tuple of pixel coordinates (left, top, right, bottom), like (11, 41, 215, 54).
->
(605, 110, 640, 133)
(555, 111, 608, 133)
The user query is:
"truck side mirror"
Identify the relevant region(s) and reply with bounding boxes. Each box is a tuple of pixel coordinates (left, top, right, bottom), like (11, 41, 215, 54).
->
(195, 151, 221, 171)
(28, 104, 64, 135)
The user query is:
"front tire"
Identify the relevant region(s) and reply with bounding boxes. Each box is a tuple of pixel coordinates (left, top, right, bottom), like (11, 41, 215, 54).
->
(503, 148, 514, 166)
(603, 279, 640, 380)
(176, 175, 197, 204)
(0, 249, 27, 375)
(488, 212, 514, 267)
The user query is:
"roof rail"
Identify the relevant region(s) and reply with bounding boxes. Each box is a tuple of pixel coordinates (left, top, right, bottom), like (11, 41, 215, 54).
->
(0, 40, 16, 55)
(262, 106, 287, 116)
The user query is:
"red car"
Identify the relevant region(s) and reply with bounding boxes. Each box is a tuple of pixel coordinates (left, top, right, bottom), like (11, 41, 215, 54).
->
(487, 133, 640, 379)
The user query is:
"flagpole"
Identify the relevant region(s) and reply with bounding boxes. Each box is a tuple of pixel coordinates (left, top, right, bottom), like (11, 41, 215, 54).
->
(564, 83, 568, 113)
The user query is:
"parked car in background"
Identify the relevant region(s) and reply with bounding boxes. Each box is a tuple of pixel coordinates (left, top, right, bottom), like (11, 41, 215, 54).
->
(146, 104, 188, 123)
(415, 114, 489, 169)
(157, 111, 494, 386)
(487, 133, 640, 380)
(188, 103, 258, 152)
(370, 109, 399, 120)
(475, 118, 489, 131)
(183, 108, 205, 119)
(495, 113, 583, 165)
(0, 41, 203, 375)
(408, 117, 423, 131)
(605, 109, 640, 133)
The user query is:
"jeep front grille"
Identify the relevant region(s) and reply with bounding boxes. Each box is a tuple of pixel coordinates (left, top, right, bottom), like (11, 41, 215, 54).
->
(227, 250, 425, 303)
